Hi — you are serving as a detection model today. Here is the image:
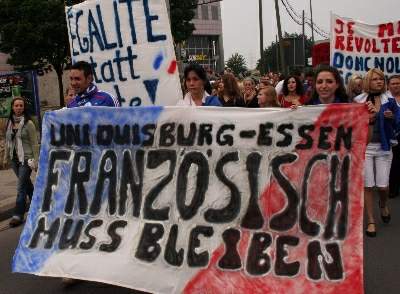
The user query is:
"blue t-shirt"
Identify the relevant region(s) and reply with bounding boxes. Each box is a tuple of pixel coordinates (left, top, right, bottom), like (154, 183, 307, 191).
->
(203, 96, 222, 106)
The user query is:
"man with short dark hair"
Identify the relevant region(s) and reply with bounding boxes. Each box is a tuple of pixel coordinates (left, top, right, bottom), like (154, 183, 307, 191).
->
(62, 61, 118, 286)
(67, 61, 120, 107)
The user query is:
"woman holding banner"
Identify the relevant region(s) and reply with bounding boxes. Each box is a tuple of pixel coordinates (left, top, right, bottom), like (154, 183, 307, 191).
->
(177, 63, 222, 107)
(3, 97, 39, 227)
(308, 65, 348, 105)
(355, 69, 400, 237)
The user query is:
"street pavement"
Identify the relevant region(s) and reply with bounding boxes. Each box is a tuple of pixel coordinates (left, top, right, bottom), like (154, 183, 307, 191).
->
(0, 168, 400, 293)
(0, 169, 18, 221)
(0, 225, 146, 294)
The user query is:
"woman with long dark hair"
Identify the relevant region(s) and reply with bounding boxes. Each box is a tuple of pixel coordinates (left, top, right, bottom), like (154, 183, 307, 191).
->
(218, 73, 245, 107)
(177, 63, 221, 106)
(278, 75, 306, 108)
(309, 65, 348, 105)
(4, 97, 39, 227)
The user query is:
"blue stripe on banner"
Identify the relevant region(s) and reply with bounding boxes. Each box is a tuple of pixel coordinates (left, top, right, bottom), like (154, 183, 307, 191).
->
(12, 106, 164, 273)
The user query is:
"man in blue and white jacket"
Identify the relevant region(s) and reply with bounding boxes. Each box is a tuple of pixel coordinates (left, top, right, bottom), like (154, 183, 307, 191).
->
(67, 61, 120, 108)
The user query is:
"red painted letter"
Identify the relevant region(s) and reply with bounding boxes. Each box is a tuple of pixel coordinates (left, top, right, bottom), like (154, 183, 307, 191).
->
(335, 19, 345, 34)
(335, 36, 345, 50)
(393, 37, 400, 53)
(378, 23, 394, 38)
(381, 39, 391, 53)
(347, 22, 355, 35)
(346, 36, 354, 52)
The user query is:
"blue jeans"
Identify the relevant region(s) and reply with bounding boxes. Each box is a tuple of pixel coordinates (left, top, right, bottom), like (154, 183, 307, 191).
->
(11, 159, 34, 218)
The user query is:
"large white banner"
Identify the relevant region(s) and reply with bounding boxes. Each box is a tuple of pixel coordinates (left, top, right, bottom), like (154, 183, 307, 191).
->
(65, 0, 181, 106)
(13, 105, 370, 294)
(331, 14, 400, 83)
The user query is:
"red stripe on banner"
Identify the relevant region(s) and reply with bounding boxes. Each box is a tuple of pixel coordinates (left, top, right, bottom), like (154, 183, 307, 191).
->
(184, 104, 368, 294)
(167, 60, 177, 74)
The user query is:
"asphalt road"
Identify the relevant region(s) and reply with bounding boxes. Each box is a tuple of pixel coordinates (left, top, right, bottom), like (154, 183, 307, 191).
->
(1, 196, 400, 294)
(0, 223, 146, 294)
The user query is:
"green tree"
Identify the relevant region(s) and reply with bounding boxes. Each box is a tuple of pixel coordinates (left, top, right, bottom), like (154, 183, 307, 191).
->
(0, 0, 196, 106)
(0, 0, 74, 106)
(226, 53, 247, 76)
(257, 33, 313, 73)
(170, 0, 197, 44)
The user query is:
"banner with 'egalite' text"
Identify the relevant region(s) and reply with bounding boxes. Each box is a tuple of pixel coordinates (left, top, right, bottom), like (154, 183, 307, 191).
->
(66, 0, 181, 106)
(13, 105, 368, 294)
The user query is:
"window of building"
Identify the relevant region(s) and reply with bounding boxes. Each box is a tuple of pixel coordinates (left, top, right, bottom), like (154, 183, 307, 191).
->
(201, 5, 209, 20)
(193, 7, 199, 19)
(211, 6, 219, 20)
(185, 36, 219, 71)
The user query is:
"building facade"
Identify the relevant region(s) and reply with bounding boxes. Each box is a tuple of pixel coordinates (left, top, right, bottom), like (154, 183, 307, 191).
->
(0, 53, 14, 73)
(183, 1, 224, 74)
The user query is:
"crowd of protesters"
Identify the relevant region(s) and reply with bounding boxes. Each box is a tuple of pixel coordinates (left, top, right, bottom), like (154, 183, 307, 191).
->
(3, 60, 400, 240)
(181, 63, 400, 238)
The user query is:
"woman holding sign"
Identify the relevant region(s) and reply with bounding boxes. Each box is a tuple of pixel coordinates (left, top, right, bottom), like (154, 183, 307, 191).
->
(355, 69, 400, 237)
(178, 64, 222, 107)
(3, 97, 39, 227)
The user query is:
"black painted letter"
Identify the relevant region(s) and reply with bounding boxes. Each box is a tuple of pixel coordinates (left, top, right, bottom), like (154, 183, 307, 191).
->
(246, 232, 272, 276)
(205, 152, 240, 223)
(269, 154, 299, 231)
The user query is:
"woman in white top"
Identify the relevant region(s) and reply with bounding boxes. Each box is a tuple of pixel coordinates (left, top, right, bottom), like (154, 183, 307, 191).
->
(177, 64, 221, 107)
(354, 69, 400, 237)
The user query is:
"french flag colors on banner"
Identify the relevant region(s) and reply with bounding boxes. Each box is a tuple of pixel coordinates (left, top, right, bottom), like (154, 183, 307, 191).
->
(331, 14, 400, 83)
(13, 105, 369, 294)
(66, 0, 181, 107)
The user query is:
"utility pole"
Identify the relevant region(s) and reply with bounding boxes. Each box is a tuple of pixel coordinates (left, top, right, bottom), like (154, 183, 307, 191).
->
(274, 0, 286, 74)
(309, 0, 315, 43)
(275, 35, 280, 72)
(302, 10, 306, 66)
(259, 0, 264, 74)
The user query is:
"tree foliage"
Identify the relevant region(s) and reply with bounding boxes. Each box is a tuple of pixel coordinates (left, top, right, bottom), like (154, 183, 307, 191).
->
(257, 33, 313, 73)
(170, 0, 197, 44)
(0, 0, 72, 106)
(226, 53, 247, 76)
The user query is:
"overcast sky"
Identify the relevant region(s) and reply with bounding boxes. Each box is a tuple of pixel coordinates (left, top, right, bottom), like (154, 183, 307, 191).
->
(221, 0, 400, 68)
